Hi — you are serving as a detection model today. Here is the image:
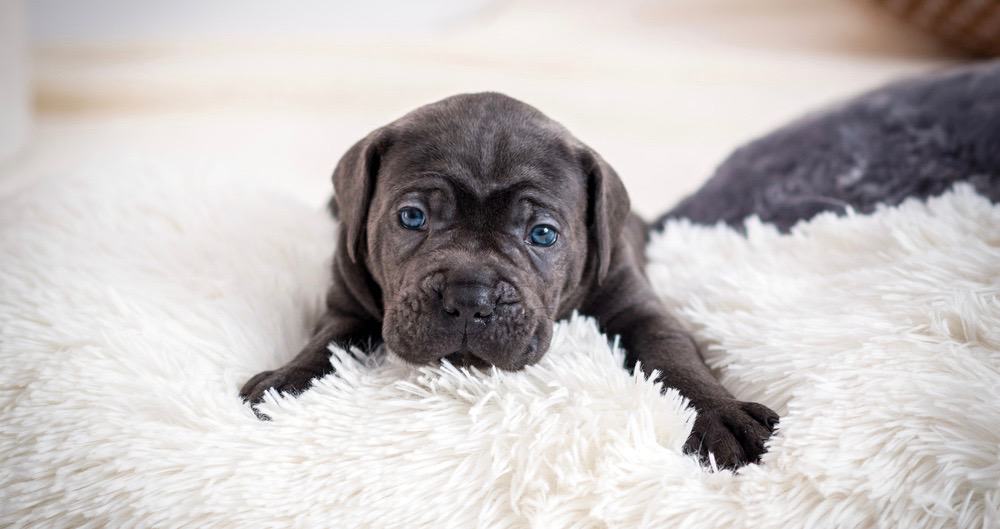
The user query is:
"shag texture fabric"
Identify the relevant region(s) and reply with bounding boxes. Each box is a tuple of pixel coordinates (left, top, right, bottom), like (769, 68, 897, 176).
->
(1, 169, 998, 529)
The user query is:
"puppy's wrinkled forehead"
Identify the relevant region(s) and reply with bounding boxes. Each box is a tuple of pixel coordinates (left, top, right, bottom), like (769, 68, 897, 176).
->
(381, 93, 582, 198)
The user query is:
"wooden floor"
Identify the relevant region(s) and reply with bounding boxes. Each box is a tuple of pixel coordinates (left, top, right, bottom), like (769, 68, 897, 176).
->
(2, 0, 957, 217)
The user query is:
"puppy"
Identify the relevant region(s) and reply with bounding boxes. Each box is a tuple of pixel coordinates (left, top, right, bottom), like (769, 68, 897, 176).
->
(241, 93, 778, 469)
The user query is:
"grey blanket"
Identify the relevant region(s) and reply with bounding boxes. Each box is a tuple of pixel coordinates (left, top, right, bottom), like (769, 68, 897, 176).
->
(658, 60, 1000, 231)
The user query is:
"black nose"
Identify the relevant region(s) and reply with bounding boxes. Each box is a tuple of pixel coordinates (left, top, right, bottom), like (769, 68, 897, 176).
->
(441, 283, 495, 322)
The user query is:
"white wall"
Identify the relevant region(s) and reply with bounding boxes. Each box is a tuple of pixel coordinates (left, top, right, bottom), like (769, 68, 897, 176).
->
(0, 0, 29, 162)
(28, 0, 494, 43)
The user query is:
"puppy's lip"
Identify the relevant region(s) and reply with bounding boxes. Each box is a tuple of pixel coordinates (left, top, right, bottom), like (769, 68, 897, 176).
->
(520, 334, 543, 366)
(442, 346, 531, 372)
(464, 335, 544, 372)
(443, 350, 491, 369)
(526, 333, 540, 355)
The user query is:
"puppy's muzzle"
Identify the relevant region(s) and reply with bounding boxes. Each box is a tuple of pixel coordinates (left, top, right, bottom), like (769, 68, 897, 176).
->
(432, 267, 524, 360)
(384, 265, 544, 370)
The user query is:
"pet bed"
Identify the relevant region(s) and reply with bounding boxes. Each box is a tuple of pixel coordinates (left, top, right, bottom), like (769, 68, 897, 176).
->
(1, 167, 997, 528)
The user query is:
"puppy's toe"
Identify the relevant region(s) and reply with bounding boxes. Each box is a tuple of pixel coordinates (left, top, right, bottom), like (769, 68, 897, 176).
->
(742, 401, 780, 431)
(239, 370, 275, 402)
(239, 367, 318, 414)
(721, 411, 771, 464)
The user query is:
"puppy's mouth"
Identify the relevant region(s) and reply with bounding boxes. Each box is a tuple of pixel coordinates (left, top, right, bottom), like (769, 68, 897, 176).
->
(443, 351, 491, 369)
(382, 270, 553, 370)
(443, 333, 542, 371)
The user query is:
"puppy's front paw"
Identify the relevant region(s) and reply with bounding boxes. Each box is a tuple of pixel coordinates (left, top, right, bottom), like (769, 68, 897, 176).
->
(239, 366, 318, 411)
(683, 399, 779, 470)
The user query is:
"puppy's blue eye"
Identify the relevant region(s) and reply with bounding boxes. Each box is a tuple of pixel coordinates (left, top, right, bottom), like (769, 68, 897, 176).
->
(528, 224, 558, 247)
(398, 207, 426, 230)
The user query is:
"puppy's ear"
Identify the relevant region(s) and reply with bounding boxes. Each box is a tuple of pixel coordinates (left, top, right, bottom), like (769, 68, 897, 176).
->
(332, 128, 391, 263)
(580, 146, 630, 284)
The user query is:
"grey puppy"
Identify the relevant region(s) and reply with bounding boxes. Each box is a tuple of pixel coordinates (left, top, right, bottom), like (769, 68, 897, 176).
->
(241, 93, 778, 469)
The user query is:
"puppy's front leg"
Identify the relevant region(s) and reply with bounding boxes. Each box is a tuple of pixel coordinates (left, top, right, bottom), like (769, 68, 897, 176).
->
(587, 272, 778, 470)
(239, 310, 376, 409)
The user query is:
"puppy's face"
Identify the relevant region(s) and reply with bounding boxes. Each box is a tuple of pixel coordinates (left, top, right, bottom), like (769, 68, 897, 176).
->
(333, 93, 628, 370)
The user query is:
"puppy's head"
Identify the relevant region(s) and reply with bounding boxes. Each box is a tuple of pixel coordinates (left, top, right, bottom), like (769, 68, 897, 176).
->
(332, 93, 629, 370)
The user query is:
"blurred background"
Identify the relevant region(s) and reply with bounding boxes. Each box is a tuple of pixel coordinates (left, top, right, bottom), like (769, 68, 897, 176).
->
(0, 0, 991, 216)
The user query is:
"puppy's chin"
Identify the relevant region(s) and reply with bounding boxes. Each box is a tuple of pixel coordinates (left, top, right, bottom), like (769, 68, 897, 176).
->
(441, 327, 552, 371)
(382, 298, 553, 371)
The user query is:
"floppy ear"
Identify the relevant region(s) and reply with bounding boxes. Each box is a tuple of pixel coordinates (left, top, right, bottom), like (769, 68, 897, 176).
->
(580, 146, 630, 284)
(332, 128, 391, 264)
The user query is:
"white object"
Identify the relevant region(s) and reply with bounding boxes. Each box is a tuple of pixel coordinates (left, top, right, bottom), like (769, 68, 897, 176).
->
(1, 166, 997, 528)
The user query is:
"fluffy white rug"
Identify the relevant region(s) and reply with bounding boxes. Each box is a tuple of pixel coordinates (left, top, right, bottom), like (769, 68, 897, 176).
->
(1, 167, 998, 529)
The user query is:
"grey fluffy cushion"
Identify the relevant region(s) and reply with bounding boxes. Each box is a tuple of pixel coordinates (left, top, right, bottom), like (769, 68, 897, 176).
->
(660, 60, 1000, 231)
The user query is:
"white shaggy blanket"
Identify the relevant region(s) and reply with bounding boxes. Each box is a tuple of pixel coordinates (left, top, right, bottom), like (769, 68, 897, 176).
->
(1, 168, 998, 529)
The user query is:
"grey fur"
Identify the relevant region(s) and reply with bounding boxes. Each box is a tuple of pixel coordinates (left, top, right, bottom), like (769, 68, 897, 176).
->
(659, 60, 1000, 231)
